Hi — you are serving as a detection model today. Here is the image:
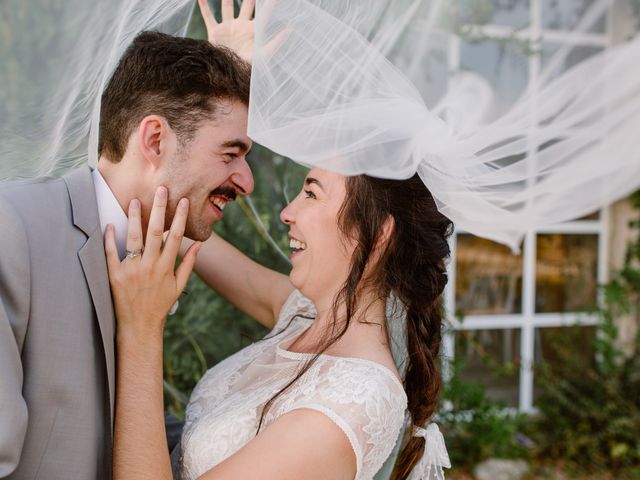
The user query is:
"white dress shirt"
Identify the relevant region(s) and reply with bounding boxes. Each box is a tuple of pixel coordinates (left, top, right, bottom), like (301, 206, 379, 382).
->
(92, 168, 128, 260)
(92, 168, 179, 314)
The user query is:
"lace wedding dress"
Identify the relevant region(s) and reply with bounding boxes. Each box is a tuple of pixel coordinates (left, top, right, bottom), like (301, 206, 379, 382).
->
(172, 289, 408, 480)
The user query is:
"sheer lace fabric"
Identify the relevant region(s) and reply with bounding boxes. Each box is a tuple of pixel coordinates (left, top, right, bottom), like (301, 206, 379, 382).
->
(174, 289, 407, 480)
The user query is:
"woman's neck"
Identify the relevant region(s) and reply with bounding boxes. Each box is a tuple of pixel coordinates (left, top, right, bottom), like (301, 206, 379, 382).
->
(292, 287, 390, 355)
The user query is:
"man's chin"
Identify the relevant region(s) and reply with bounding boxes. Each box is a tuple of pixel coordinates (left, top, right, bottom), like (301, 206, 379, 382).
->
(184, 225, 215, 242)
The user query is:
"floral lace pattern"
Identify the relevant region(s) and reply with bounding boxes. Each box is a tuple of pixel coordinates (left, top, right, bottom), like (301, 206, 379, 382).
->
(174, 289, 408, 480)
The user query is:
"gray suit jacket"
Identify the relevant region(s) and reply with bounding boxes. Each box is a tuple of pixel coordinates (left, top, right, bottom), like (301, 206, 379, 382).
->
(0, 166, 114, 479)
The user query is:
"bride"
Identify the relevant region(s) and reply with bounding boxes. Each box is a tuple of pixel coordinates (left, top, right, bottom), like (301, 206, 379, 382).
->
(106, 1, 451, 479)
(108, 169, 452, 480)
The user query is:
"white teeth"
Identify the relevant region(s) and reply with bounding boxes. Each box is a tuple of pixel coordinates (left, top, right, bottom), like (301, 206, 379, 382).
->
(289, 239, 307, 250)
(211, 197, 227, 211)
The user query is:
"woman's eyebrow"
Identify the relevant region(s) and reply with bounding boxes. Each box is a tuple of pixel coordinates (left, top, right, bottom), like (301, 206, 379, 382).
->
(304, 177, 325, 191)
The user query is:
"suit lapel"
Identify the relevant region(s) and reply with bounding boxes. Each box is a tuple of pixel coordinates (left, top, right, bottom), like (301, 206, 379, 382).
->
(64, 166, 115, 429)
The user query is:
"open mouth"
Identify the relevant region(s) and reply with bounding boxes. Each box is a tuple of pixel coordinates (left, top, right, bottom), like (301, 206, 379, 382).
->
(209, 195, 231, 213)
(289, 238, 307, 252)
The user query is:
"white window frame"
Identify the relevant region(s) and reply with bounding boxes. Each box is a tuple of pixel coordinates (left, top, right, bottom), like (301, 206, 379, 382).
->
(441, 0, 613, 412)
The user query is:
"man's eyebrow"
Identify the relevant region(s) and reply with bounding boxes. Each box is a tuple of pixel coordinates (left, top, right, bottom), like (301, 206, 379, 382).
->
(221, 139, 252, 153)
(305, 177, 325, 191)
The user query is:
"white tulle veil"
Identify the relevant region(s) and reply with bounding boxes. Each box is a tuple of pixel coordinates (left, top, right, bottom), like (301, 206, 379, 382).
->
(1, 0, 639, 251)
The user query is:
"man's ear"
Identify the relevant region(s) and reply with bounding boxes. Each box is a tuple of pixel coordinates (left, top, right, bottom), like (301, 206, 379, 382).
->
(137, 115, 172, 170)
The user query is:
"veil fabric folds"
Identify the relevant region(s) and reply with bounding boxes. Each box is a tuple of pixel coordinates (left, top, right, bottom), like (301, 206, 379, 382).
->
(248, 0, 640, 251)
(1, 0, 639, 250)
(0, 0, 194, 179)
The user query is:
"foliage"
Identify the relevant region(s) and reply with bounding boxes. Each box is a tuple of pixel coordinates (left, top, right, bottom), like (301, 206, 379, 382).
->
(530, 191, 640, 474)
(439, 357, 531, 468)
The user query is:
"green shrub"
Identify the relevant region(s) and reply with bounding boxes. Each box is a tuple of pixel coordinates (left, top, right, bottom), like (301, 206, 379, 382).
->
(439, 357, 531, 468)
(530, 192, 640, 474)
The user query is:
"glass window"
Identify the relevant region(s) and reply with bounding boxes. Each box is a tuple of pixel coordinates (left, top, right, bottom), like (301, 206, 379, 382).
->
(460, 40, 529, 118)
(535, 234, 599, 313)
(533, 326, 597, 401)
(455, 328, 521, 407)
(541, 0, 607, 33)
(447, 0, 609, 412)
(541, 43, 604, 81)
(456, 234, 523, 316)
(458, 0, 531, 28)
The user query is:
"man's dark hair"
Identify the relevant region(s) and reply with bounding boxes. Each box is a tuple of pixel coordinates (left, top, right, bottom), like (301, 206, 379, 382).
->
(98, 31, 251, 162)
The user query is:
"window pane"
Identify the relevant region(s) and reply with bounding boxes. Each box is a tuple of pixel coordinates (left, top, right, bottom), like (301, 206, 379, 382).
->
(541, 43, 604, 81)
(460, 40, 529, 119)
(458, 0, 530, 28)
(535, 234, 598, 313)
(455, 329, 521, 407)
(456, 234, 523, 315)
(541, 0, 607, 33)
(533, 326, 597, 402)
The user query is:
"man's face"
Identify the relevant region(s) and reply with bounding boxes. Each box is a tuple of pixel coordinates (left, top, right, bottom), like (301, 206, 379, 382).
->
(160, 100, 254, 241)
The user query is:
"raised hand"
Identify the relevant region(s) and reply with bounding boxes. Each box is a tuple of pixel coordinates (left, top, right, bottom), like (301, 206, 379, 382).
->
(105, 186, 201, 340)
(198, 0, 255, 63)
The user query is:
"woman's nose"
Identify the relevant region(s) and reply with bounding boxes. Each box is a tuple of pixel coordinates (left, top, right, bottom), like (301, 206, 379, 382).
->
(280, 201, 295, 225)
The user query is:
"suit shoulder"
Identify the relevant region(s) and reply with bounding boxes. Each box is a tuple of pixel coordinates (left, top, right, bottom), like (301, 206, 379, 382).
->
(0, 174, 70, 220)
(0, 174, 65, 198)
(0, 192, 30, 257)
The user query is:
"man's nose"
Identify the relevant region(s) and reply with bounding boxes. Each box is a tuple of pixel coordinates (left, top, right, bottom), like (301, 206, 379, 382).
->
(230, 157, 254, 196)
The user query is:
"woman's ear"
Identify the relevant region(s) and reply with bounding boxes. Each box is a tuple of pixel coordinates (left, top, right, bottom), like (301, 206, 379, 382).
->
(374, 214, 395, 254)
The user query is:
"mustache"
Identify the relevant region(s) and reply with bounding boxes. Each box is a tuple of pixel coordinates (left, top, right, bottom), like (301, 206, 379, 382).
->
(210, 185, 237, 201)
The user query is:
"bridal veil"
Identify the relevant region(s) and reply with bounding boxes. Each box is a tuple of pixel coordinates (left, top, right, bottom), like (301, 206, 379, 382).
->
(1, 0, 639, 250)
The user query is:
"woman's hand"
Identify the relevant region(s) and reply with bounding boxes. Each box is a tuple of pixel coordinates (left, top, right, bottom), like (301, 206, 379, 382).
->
(198, 0, 255, 63)
(105, 186, 201, 341)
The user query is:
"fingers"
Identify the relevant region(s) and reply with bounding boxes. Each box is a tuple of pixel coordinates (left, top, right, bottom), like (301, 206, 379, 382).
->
(104, 224, 120, 276)
(144, 186, 168, 262)
(160, 198, 189, 268)
(126, 199, 143, 254)
(265, 27, 289, 59)
(221, 0, 234, 22)
(176, 241, 201, 293)
(198, 0, 218, 35)
(239, 0, 255, 19)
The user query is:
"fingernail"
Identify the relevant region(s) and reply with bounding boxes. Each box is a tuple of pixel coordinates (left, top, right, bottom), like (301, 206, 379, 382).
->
(106, 224, 113, 232)
(179, 198, 189, 209)
(157, 186, 167, 199)
(130, 199, 140, 210)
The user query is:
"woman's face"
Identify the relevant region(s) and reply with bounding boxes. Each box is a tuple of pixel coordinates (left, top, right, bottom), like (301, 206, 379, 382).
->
(280, 168, 355, 302)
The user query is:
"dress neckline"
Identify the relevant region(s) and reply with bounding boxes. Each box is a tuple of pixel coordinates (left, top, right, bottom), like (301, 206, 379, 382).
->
(275, 318, 406, 392)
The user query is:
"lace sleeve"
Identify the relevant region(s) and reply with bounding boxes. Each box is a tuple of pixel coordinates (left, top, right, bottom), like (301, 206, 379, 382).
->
(270, 358, 407, 480)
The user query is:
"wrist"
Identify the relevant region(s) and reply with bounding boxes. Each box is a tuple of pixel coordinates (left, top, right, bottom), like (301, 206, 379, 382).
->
(116, 324, 165, 350)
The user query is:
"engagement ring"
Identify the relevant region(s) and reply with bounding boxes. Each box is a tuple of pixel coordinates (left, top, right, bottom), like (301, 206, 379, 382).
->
(125, 248, 143, 259)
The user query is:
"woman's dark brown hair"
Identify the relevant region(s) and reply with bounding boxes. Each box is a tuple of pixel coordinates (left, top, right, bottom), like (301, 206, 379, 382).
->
(259, 173, 453, 478)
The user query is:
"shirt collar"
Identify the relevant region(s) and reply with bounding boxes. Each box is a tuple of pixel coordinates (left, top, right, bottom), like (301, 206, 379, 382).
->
(92, 168, 128, 260)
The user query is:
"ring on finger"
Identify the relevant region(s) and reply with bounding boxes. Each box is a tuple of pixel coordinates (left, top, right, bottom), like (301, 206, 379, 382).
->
(125, 248, 143, 259)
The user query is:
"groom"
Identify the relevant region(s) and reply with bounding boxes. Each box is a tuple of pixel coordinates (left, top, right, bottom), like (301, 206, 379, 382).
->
(0, 31, 252, 479)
